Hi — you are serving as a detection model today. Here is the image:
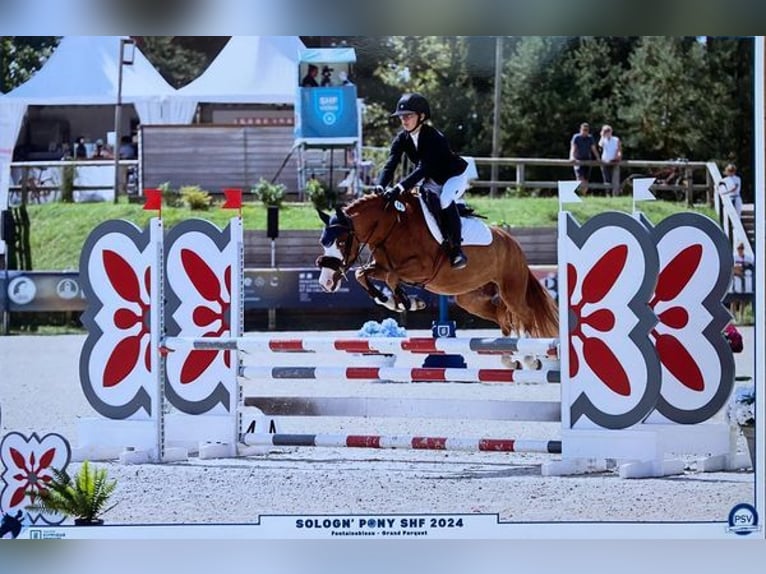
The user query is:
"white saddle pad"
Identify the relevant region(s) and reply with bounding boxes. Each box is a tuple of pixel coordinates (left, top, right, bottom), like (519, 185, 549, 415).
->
(418, 195, 492, 246)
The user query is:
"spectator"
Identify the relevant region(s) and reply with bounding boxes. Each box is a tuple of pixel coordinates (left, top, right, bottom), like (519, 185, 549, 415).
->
(598, 124, 622, 193)
(74, 136, 87, 160)
(730, 241, 754, 319)
(718, 163, 743, 217)
(92, 139, 112, 159)
(320, 65, 333, 87)
(119, 135, 137, 159)
(569, 122, 599, 195)
(301, 64, 319, 87)
(339, 70, 353, 86)
(724, 322, 744, 353)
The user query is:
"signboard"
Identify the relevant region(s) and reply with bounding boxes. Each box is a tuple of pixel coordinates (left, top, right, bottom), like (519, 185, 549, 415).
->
(243, 268, 437, 310)
(295, 86, 359, 139)
(0, 266, 559, 314)
(1, 271, 86, 312)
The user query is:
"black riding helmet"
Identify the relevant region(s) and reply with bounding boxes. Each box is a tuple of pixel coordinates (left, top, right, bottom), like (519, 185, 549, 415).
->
(390, 93, 431, 120)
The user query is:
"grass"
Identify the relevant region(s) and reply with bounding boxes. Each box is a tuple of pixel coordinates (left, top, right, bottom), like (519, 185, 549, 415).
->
(21, 194, 716, 270)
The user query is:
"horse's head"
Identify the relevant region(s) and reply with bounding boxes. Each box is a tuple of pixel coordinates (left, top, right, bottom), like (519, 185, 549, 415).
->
(316, 206, 356, 292)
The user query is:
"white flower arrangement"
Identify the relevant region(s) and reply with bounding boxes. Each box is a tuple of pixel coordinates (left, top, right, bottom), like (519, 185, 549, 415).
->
(728, 384, 755, 428)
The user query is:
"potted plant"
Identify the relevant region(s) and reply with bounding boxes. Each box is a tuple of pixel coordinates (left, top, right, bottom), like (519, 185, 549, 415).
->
(251, 177, 285, 207)
(26, 460, 117, 525)
(728, 384, 755, 467)
(305, 177, 337, 211)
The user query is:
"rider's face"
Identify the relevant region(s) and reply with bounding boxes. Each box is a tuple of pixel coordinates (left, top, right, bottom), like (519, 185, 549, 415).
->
(399, 112, 420, 130)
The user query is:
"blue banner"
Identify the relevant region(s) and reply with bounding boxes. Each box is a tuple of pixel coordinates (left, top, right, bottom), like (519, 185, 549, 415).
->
(296, 85, 359, 139)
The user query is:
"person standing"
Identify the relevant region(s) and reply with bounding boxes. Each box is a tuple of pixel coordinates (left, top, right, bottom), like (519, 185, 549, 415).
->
(569, 122, 599, 195)
(598, 124, 622, 194)
(300, 64, 319, 87)
(320, 65, 333, 87)
(74, 136, 87, 159)
(376, 93, 470, 269)
(718, 163, 743, 217)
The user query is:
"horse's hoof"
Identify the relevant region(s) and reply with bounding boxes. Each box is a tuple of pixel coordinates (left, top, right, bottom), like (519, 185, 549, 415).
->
(521, 355, 542, 370)
(500, 355, 521, 369)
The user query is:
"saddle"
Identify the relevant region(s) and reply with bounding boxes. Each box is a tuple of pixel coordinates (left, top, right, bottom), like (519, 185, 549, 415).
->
(415, 189, 492, 247)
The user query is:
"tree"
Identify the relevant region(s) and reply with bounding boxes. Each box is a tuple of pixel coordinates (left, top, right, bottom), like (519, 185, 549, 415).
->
(134, 36, 213, 89)
(367, 36, 489, 154)
(0, 37, 59, 92)
(617, 37, 710, 159)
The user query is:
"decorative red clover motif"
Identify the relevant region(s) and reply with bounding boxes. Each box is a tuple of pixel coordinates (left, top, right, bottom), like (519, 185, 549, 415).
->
(102, 250, 151, 388)
(8, 447, 55, 508)
(568, 245, 631, 396)
(649, 244, 704, 392)
(178, 248, 232, 384)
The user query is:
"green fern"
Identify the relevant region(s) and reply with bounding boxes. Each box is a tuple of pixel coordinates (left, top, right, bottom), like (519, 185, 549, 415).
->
(26, 460, 118, 523)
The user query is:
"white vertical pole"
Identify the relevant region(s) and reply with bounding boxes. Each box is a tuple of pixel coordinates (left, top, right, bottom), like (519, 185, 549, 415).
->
(229, 216, 244, 453)
(490, 36, 503, 199)
(149, 216, 165, 462)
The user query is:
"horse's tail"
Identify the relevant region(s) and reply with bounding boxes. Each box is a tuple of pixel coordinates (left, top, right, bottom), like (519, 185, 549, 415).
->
(524, 269, 559, 338)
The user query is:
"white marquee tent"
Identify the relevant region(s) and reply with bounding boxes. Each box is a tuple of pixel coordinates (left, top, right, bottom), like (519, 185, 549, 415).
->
(0, 35, 200, 213)
(0, 36, 197, 162)
(176, 36, 305, 105)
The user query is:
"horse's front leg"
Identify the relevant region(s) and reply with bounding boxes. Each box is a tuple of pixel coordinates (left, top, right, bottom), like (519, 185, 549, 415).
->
(355, 265, 396, 309)
(355, 266, 417, 313)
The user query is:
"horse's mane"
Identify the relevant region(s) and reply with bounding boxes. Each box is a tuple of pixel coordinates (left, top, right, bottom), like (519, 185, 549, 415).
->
(343, 192, 385, 212)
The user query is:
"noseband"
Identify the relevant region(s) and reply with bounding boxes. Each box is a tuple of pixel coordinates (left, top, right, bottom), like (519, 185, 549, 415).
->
(316, 221, 359, 279)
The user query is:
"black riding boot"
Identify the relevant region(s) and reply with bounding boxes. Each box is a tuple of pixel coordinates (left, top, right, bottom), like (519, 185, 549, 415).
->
(440, 202, 468, 269)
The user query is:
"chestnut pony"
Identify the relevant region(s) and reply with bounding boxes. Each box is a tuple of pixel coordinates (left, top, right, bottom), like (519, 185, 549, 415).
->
(316, 190, 559, 338)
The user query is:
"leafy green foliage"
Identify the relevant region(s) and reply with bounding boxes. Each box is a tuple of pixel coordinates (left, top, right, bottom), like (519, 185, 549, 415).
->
(158, 181, 183, 207)
(26, 461, 117, 523)
(304, 178, 337, 211)
(60, 161, 76, 203)
(0, 37, 59, 92)
(179, 185, 211, 210)
(136, 37, 211, 89)
(251, 178, 286, 207)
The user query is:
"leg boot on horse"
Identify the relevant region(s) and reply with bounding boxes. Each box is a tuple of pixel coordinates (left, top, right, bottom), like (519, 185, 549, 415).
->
(440, 201, 468, 269)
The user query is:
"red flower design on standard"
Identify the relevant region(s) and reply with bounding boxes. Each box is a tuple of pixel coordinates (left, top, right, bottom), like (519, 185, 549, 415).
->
(568, 245, 630, 396)
(649, 244, 704, 391)
(101, 250, 151, 388)
(179, 248, 232, 384)
(7, 447, 56, 508)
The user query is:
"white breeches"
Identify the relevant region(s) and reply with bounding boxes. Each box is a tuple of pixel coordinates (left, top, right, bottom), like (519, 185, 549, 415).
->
(422, 170, 469, 209)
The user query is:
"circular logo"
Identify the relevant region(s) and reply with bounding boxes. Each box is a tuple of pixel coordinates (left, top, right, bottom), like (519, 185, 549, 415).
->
(56, 278, 79, 299)
(322, 112, 337, 126)
(727, 503, 759, 535)
(7, 277, 37, 305)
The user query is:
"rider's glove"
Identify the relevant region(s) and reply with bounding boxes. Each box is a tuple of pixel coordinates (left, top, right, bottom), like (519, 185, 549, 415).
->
(383, 184, 402, 203)
(372, 185, 386, 195)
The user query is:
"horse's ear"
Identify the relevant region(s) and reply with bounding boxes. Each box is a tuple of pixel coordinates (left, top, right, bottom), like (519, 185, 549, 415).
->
(334, 205, 348, 223)
(317, 209, 331, 225)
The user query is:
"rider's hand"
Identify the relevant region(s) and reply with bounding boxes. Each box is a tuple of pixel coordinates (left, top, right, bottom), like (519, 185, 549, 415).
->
(372, 185, 386, 195)
(383, 185, 402, 203)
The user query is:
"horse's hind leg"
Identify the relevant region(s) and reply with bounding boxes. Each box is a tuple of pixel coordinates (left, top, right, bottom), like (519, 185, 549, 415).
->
(455, 286, 512, 336)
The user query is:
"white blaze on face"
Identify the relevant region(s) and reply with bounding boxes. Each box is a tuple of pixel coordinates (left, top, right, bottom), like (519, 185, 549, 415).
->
(318, 242, 344, 292)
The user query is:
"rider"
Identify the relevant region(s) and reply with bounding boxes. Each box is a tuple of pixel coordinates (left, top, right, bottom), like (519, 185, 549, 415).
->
(375, 92, 469, 269)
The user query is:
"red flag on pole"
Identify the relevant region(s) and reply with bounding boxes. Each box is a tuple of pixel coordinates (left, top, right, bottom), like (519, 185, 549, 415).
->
(143, 188, 162, 212)
(222, 188, 243, 209)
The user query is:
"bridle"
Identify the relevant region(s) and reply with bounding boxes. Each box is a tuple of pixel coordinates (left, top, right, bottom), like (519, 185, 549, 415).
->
(316, 205, 401, 284)
(315, 221, 360, 282)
